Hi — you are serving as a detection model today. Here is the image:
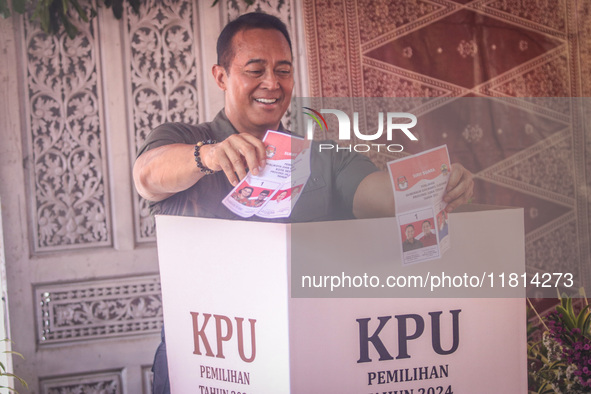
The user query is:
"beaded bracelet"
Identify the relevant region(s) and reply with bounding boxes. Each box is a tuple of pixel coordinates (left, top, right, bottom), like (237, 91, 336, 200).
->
(194, 140, 217, 175)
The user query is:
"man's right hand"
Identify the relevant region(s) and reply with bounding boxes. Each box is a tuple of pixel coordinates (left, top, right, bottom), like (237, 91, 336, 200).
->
(133, 134, 267, 202)
(200, 133, 267, 186)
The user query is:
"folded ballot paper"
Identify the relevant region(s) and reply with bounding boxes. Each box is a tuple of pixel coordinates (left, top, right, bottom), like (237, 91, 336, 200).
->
(387, 145, 451, 265)
(222, 130, 311, 219)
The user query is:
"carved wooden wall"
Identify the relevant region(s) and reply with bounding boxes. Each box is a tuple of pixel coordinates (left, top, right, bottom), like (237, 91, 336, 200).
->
(0, 1, 301, 392)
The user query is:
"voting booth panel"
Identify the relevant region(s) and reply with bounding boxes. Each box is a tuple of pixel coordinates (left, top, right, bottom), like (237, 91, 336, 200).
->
(156, 208, 527, 393)
(289, 298, 524, 393)
(156, 219, 291, 393)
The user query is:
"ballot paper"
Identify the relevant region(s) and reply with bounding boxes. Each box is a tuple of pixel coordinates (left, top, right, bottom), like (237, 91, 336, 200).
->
(222, 130, 311, 218)
(387, 145, 451, 265)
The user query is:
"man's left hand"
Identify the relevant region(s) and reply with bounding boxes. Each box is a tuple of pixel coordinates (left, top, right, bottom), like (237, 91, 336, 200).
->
(443, 163, 474, 212)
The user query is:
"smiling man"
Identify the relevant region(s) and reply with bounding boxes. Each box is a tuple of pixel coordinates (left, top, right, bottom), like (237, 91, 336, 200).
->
(133, 12, 473, 220)
(133, 12, 473, 393)
(216, 28, 293, 140)
(403, 224, 424, 252)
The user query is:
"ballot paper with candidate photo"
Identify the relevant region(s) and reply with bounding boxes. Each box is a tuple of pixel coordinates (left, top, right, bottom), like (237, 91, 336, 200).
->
(222, 130, 311, 218)
(387, 145, 451, 265)
(256, 182, 307, 219)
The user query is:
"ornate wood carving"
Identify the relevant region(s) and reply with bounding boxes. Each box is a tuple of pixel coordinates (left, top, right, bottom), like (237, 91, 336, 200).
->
(35, 275, 163, 345)
(23, 12, 111, 252)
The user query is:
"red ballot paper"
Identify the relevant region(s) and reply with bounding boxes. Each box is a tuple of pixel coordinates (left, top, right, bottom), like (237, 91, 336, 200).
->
(387, 145, 451, 265)
(222, 130, 311, 218)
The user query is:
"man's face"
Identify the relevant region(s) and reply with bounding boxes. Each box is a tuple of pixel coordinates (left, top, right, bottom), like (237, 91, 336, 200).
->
(257, 192, 269, 201)
(422, 221, 431, 234)
(405, 226, 415, 241)
(214, 28, 294, 138)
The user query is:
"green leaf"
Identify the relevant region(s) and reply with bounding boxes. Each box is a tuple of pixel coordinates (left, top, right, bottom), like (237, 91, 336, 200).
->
(538, 384, 555, 394)
(556, 305, 575, 330)
(2, 372, 28, 388)
(575, 304, 590, 329)
(70, 0, 88, 22)
(62, 15, 78, 38)
(567, 296, 575, 318)
(583, 312, 591, 338)
(42, 10, 51, 32)
(33, 1, 51, 33)
(0, 338, 27, 392)
(3, 350, 25, 359)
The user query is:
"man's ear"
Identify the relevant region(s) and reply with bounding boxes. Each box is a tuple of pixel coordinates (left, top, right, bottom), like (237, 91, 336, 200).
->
(212, 64, 227, 90)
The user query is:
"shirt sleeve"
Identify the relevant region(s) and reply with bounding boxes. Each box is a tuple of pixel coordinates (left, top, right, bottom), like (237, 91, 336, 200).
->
(136, 123, 208, 158)
(332, 148, 380, 217)
(289, 142, 379, 222)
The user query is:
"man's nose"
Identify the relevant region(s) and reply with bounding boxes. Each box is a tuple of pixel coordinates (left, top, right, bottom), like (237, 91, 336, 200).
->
(261, 70, 280, 89)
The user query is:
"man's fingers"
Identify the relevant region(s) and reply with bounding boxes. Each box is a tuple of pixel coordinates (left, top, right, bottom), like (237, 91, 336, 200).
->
(225, 146, 248, 180)
(445, 183, 473, 212)
(215, 151, 241, 186)
(239, 134, 267, 173)
(444, 163, 474, 212)
(236, 141, 261, 176)
(201, 134, 267, 186)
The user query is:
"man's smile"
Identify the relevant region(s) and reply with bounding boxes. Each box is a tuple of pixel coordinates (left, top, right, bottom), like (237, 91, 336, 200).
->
(254, 98, 279, 104)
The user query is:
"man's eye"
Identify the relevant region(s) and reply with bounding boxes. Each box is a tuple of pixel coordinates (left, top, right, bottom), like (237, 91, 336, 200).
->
(276, 69, 292, 77)
(246, 70, 263, 76)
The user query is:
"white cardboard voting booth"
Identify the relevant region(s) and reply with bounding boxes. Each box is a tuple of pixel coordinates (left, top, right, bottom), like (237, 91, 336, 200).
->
(156, 207, 527, 393)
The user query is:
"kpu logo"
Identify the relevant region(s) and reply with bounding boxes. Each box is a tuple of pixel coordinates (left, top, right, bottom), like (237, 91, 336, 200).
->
(190, 312, 257, 363)
(357, 309, 461, 363)
(303, 107, 418, 153)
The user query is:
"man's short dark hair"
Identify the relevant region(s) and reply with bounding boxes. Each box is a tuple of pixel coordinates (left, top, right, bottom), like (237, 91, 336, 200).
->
(217, 12, 292, 70)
